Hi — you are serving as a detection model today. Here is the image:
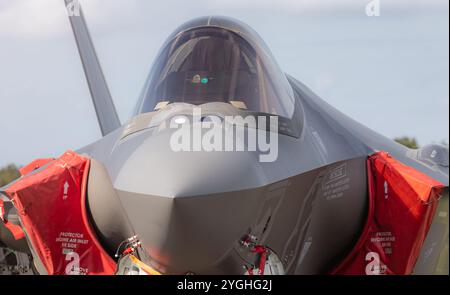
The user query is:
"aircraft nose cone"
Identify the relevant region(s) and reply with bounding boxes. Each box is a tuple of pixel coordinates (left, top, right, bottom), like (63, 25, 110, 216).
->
(112, 127, 268, 197)
(110, 129, 268, 273)
(116, 189, 261, 274)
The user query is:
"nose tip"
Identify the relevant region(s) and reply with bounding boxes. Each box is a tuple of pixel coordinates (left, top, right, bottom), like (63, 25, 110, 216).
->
(116, 188, 261, 273)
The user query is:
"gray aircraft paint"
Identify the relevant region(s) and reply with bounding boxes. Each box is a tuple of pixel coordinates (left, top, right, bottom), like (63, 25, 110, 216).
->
(1, 10, 448, 275)
(64, 0, 120, 136)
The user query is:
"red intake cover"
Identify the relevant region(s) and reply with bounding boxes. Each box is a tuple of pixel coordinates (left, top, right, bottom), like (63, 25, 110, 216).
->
(331, 151, 444, 275)
(4, 151, 116, 275)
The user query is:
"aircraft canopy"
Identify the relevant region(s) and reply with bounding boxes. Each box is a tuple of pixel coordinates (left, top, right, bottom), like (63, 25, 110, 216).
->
(136, 17, 295, 119)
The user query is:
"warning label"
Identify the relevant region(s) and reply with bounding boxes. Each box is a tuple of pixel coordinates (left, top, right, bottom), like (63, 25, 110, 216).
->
(56, 232, 89, 254)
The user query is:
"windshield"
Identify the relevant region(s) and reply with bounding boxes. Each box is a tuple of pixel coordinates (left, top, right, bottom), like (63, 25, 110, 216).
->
(136, 24, 295, 119)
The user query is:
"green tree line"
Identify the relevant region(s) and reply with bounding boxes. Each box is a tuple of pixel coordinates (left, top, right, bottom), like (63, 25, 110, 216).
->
(394, 136, 419, 149)
(0, 164, 21, 187)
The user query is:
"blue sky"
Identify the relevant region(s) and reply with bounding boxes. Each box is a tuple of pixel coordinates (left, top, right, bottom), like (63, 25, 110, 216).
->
(0, 0, 448, 167)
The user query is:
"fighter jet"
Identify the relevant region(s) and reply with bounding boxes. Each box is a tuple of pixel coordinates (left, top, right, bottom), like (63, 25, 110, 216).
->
(1, 1, 448, 275)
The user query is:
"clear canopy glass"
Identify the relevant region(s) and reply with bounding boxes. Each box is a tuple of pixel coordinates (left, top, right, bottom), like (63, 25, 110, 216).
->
(135, 17, 295, 120)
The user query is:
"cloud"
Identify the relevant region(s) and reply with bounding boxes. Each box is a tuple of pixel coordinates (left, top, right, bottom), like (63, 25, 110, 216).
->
(0, 0, 67, 38)
(0, 0, 447, 39)
(314, 74, 336, 95)
(0, 0, 449, 38)
(0, 0, 139, 39)
(204, 0, 447, 11)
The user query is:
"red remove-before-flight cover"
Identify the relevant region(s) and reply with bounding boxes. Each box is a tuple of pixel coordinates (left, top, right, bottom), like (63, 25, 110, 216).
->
(3, 151, 116, 275)
(331, 151, 444, 275)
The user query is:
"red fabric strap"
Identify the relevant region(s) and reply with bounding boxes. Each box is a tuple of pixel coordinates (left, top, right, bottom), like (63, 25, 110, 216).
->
(0, 198, 25, 240)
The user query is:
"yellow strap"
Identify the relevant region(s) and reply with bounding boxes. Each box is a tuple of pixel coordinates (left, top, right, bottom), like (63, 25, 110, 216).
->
(129, 255, 161, 275)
